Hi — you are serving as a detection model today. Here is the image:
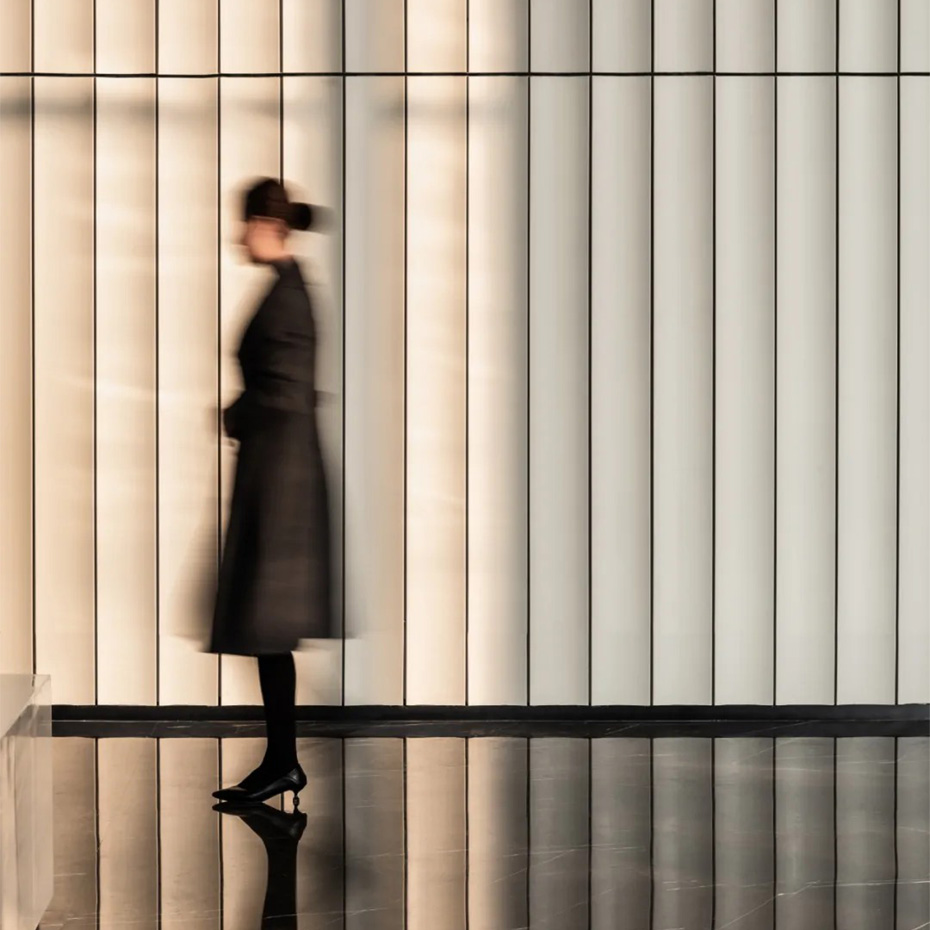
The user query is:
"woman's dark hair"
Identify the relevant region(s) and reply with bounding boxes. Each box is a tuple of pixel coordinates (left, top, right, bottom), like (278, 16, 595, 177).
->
(243, 177, 313, 231)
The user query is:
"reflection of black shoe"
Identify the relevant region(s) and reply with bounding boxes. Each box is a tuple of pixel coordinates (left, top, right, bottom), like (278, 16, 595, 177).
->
(213, 801, 308, 843)
(212, 764, 307, 806)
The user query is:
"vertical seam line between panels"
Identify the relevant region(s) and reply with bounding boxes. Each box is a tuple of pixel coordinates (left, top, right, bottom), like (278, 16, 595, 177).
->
(648, 0, 655, 708)
(711, 0, 717, 707)
(833, 736, 838, 927)
(526, 737, 531, 927)
(894, 0, 902, 705)
(403, 739, 409, 928)
(217, 0, 223, 706)
(95, 739, 101, 926)
(340, 0, 347, 708)
(648, 737, 654, 926)
(155, 0, 161, 706)
(279, 0, 283, 180)
(93, 0, 99, 706)
(155, 739, 162, 923)
(773, 0, 779, 706)
(403, 0, 409, 707)
(526, 0, 532, 708)
(711, 738, 717, 926)
(218, 737, 224, 930)
(834, 0, 840, 707)
(30, 0, 36, 677)
(587, 0, 593, 709)
(772, 736, 777, 923)
(465, 0, 470, 708)
(341, 739, 347, 926)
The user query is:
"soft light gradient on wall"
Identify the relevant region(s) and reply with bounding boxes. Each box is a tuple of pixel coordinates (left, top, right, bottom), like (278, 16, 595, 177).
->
(0, 0, 927, 707)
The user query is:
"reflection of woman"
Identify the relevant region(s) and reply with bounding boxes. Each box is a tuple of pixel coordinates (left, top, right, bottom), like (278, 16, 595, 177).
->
(211, 178, 333, 806)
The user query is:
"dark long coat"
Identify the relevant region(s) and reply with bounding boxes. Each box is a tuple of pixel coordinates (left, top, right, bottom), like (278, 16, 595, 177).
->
(208, 258, 333, 656)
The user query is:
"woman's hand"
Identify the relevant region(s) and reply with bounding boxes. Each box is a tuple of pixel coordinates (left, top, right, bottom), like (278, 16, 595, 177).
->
(222, 396, 244, 441)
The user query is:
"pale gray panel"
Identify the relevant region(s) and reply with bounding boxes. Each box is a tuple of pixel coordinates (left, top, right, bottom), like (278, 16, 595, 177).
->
(407, 0, 466, 72)
(654, 0, 713, 72)
(217, 77, 280, 705)
(283, 77, 344, 706)
(406, 77, 467, 706)
(343, 77, 406, 705)
(33, 0, 93, 73)
(95, 78, 158, 705)
(467, 77, 529, 705)
(0, 0, 31, 71)
(902, 0, 930, 71)
(714, 77, 775, 705)
(592, 0, 651, 73)
(652, 77, 714, 705)
(840, 0, 898, 73)
(531, 0, 590, 72)
(220, 0, 279, 73)
(344, 739, 405, 930)
(714, 739, 775, 929)
(158, 0, 218, 74)
(98, 740, 158, 930)
(837, 78, 897, 704)
(96, 0, 155, 73)
(529, 77, 589, 705)
(590, 739, 651, 929)
(467, 739, 528, 930)
(896, 738, 930, 929)
(0, 78, 33, 675)
(775, 739, 835, 929)
(775, 78, 836, 704)
(33, 78, 96, 704)
(469, 0, 528, 72)
(283, 0, 342, 72)
(406, 739, 466, 930)
(590, 77, 651, 706)
(777, 0, 836, 72)
(717, 0, 774, 73)
(159, 740, 220, 930)
(836, 739, 896, 928)
(652, 739, 713, 929)
(899, 79, 930, 704)
(345, 0, 405, 73)
(529, 739, 589, 930)
(157, 79, 219, 706)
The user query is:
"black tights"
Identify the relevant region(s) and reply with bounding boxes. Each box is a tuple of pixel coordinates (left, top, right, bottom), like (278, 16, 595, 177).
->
(256, 652, 298, 774)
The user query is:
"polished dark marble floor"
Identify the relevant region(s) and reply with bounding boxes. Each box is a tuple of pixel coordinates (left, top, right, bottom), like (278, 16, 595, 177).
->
(41, 731, 929, 930)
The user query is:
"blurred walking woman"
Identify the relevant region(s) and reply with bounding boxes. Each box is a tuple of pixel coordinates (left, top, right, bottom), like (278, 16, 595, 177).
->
(210, 178, 332, 807)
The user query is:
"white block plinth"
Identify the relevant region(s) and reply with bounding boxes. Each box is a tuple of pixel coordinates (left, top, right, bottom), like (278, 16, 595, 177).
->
(0, 675, 53, 930)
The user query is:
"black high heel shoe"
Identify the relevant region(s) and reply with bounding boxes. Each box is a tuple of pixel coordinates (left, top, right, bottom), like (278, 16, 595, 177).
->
(213, 763, 308, 806)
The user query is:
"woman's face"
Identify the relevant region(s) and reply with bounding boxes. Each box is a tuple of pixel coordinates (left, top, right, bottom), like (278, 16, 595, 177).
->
(239, 216, 286, 263)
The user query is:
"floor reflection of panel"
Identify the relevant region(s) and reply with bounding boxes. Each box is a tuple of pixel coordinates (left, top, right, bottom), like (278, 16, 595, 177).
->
(775, 738, 836, 929)
(98, 739, 159, 930)
(344, 739, 405, 930)
(714, 738, 774, 929)
(896, 738, 930, 929)
(468, 739, 528, 930)
(529, 739, 590, 930)
(590, 739, 651, 930)
(159, 739, 220, 930)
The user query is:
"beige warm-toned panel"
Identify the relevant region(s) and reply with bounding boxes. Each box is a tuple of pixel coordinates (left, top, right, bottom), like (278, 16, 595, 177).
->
(0, 78, 33, 675)
(406, 739, 466, 930)
(590, 77, 651, 705)
(775, 79, 837, 704)
(652, 77, 714, 705)
(902, 0, 930, 71)
(406, 76, 467, 705)
(529, 77, 590, 706)
(717, 0, 774, 73)
(897, 738, 930, 927)
(97, 739, 159, 930)
(840, 0, 897, 73)
(33, 0, 93, 73)
(466, 77, 528, 706)
(652, 739, 713, 928)
(714, 77, 776, 705)
(407, 0, 466, 72)
(95, 78, 158, 706)
(220, 0, 280, 74)
(283, 0, 342, 73)
(345, 0, 405, 73)
(654, 0, 713, 72)
(33, 78, 96, 704)
(42, 739, 97, 927)
(218, 77, 280, 706)
(0, 0, 30, 71)
(157, 78, 220, 706)
(159, 739, 221, 930)
(590, 740, 651, 929)
(777, 0, 836, 72)
(283, 76, 343, 705)
(158, 0, 218, 75)
(592, 0, 651, 73)
(529, 739, 589, 930)
(531, 0, 590, 72)
(467, 739, 528, 930)
(899, 80, 929, 704)
(837, 78, 897, 704)
(344, 739, 405, 930)
(342, 77, 406, 705)
(468, 0, 528, 73)
(96, 0, 155, 73)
